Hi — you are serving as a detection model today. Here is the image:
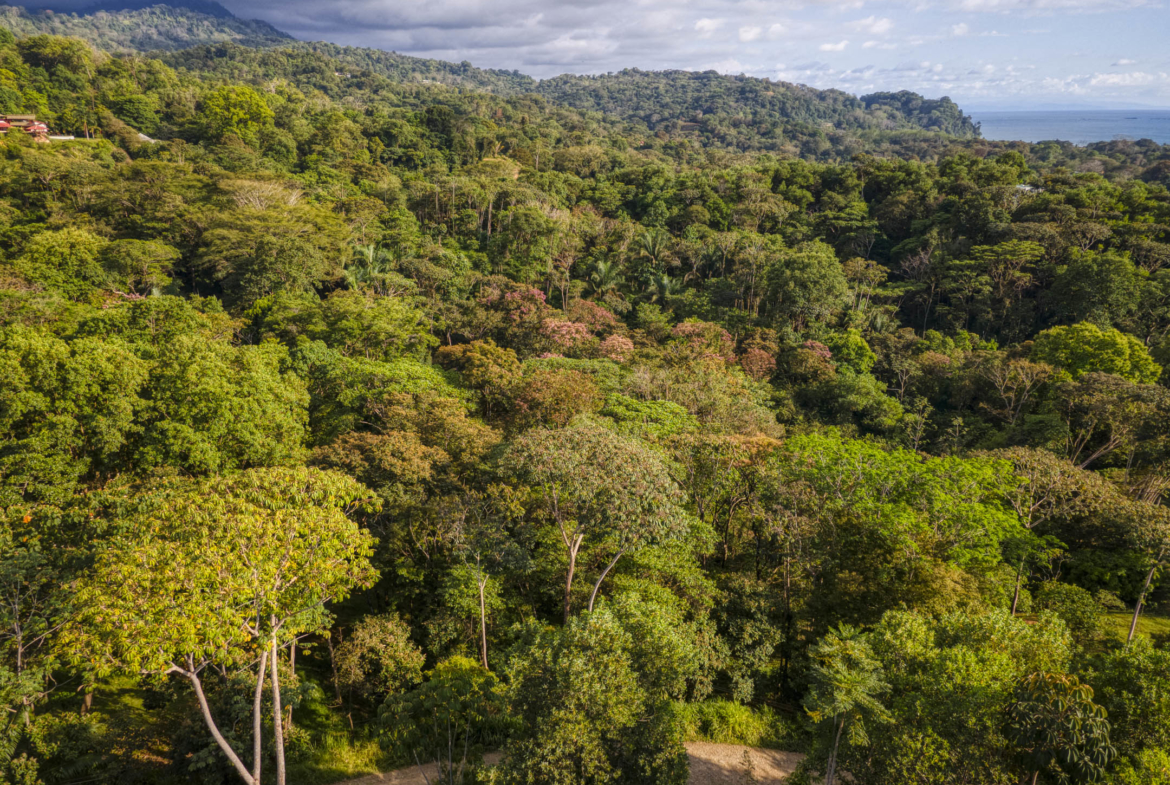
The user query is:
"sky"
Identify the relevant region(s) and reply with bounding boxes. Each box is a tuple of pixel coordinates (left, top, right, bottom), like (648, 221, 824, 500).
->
(25, 0, 1170, 108)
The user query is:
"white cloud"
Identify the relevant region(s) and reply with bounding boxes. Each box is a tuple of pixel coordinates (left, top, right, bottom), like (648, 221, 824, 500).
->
(767, 23, 787, 39)
(955, 0, 1153, 10)
(1089, 71, 1165, 86)
(863, 40, 898, 49)
(739, 25, 763, 42)
(951, 23, 970, 35)
(694, 18, 724, 37)
(819, 40, 850, 51)
(1112, 58, 1137, 65)
(850, 16, 894, 35)
(707, 58, 746, 74)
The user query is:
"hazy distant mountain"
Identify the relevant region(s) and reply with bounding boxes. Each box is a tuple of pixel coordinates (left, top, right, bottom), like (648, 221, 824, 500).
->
(2, 0, 235, 16)
(0, 4, 291, 50)
(76, 0, 235, 18)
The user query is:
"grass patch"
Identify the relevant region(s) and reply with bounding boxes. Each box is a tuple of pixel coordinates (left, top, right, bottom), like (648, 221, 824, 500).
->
(288, 733, 394, 785)
(671, 700, 798, 750)
(1100, 611, 1170, 643)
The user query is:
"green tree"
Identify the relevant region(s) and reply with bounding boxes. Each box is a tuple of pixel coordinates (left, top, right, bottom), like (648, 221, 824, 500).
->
(1086, 639, 1170, 762)
(1032, 323, 1161, 384)
(1049, 250, 1144, 328)
(763, 240, 849, 332)
(804, 624, 892, 785)
(380, 657, 505, 785)
(0, 327, 148, 508)
(201, 85, 275, 145)
(1007, 672, 1115, 784)
(196, 205, 348, 306)
(334, 613, 424, 702)
(99, 239, 180, 295)
(64, 468, 378, 785)
(11, 228, 107, 299)
(505, 423, 689, 621)
(856, 609, 1074, 784)
(499, 610, 688, 785)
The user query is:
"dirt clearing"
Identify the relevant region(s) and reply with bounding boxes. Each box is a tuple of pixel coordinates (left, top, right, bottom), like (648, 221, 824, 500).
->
(339, 744, 803, 785)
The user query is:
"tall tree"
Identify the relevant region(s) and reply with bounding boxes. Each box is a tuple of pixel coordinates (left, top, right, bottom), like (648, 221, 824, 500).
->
(505, 423, 689, 620)
(64, 468, 378, 785)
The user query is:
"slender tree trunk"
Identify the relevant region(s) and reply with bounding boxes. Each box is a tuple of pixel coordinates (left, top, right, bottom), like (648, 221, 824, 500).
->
(826, 716, 845, 785)
(287, 642, 296, 730)
(1011, 556, 1026, 616)
(781, 554, 793, 695)
(183, 667, 255, 784)
(327, 631, 343, 703)
(270, 634, 286, 785)
(564, 535, 583, 623)
(252, 651, 268, 783)
(588, 548, 627, 612)
(1127, 548, 1164, 647)
(477, 574, 489, 669)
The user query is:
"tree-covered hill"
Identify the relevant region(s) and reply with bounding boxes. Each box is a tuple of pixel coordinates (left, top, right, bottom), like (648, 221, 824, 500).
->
(74, 0, 235, 18)
(535, 69, 979, 146)
(0, 3, 291, 50)
(0, 5, 978, 148)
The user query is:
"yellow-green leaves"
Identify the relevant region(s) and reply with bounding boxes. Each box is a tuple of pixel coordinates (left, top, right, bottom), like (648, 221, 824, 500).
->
(64, 467, 378, 677)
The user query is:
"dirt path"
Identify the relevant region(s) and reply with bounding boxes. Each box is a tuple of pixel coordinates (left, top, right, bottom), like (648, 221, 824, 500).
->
(339, 744, 803, 785)
(338, 753, 503, 785)
(686, 742, 805, 783)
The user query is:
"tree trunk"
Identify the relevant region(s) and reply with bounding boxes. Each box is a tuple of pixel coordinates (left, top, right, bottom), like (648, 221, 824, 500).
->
(1127, 548, 1164, 647)
(184, 667, 255, 784)
(826, 716, 845, 785)
(1011, 555, 1026, 616)
(252, 651, 268, 783)
(564, 535, 583, 623)
(327, 631, 343, 703)
(477, 574, 489, 669)
(588, 548, 627, 612)
(270, 635, 286, 785)
(288, 642, 296, 730)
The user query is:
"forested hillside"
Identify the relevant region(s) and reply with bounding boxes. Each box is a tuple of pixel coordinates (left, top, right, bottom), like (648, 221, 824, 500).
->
(1, 5, 979, 145)
(536, 70, 979, 149)
(0, 4, 291, 50)
(1, 25, 1170, 785)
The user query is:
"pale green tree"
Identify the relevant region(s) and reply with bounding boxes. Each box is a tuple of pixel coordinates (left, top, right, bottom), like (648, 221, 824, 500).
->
(64, 468, 378, 785)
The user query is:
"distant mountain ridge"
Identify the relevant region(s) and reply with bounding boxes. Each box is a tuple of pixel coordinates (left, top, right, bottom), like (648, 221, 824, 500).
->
(75, 0, 234, 18)
(0, 4, 291, 50)
(0, 3, 980, 142)
(535, 71, 979, 140)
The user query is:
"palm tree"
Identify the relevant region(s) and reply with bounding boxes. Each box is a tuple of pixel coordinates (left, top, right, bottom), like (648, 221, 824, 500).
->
(586, 258, 623, 299)
(648, 273, 679, 307)
(345, 244, 394, 291)
(636, 228, 673, 285)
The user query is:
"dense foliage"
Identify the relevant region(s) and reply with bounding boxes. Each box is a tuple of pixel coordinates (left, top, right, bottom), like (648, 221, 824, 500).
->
(0, 5, 291, 52)
(0, 21, 1168, 785)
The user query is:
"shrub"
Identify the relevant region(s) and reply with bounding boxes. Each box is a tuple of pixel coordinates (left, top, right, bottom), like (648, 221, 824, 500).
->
(1035, 582, 1101, 639)
(670, 700, 794, 749)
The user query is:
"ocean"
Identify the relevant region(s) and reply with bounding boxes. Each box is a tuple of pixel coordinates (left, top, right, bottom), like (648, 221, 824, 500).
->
(971, 110, 1170, 146)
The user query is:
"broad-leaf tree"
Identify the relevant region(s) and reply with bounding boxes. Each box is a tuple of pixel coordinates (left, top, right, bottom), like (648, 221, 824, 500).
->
(64, 468, 378, 785)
